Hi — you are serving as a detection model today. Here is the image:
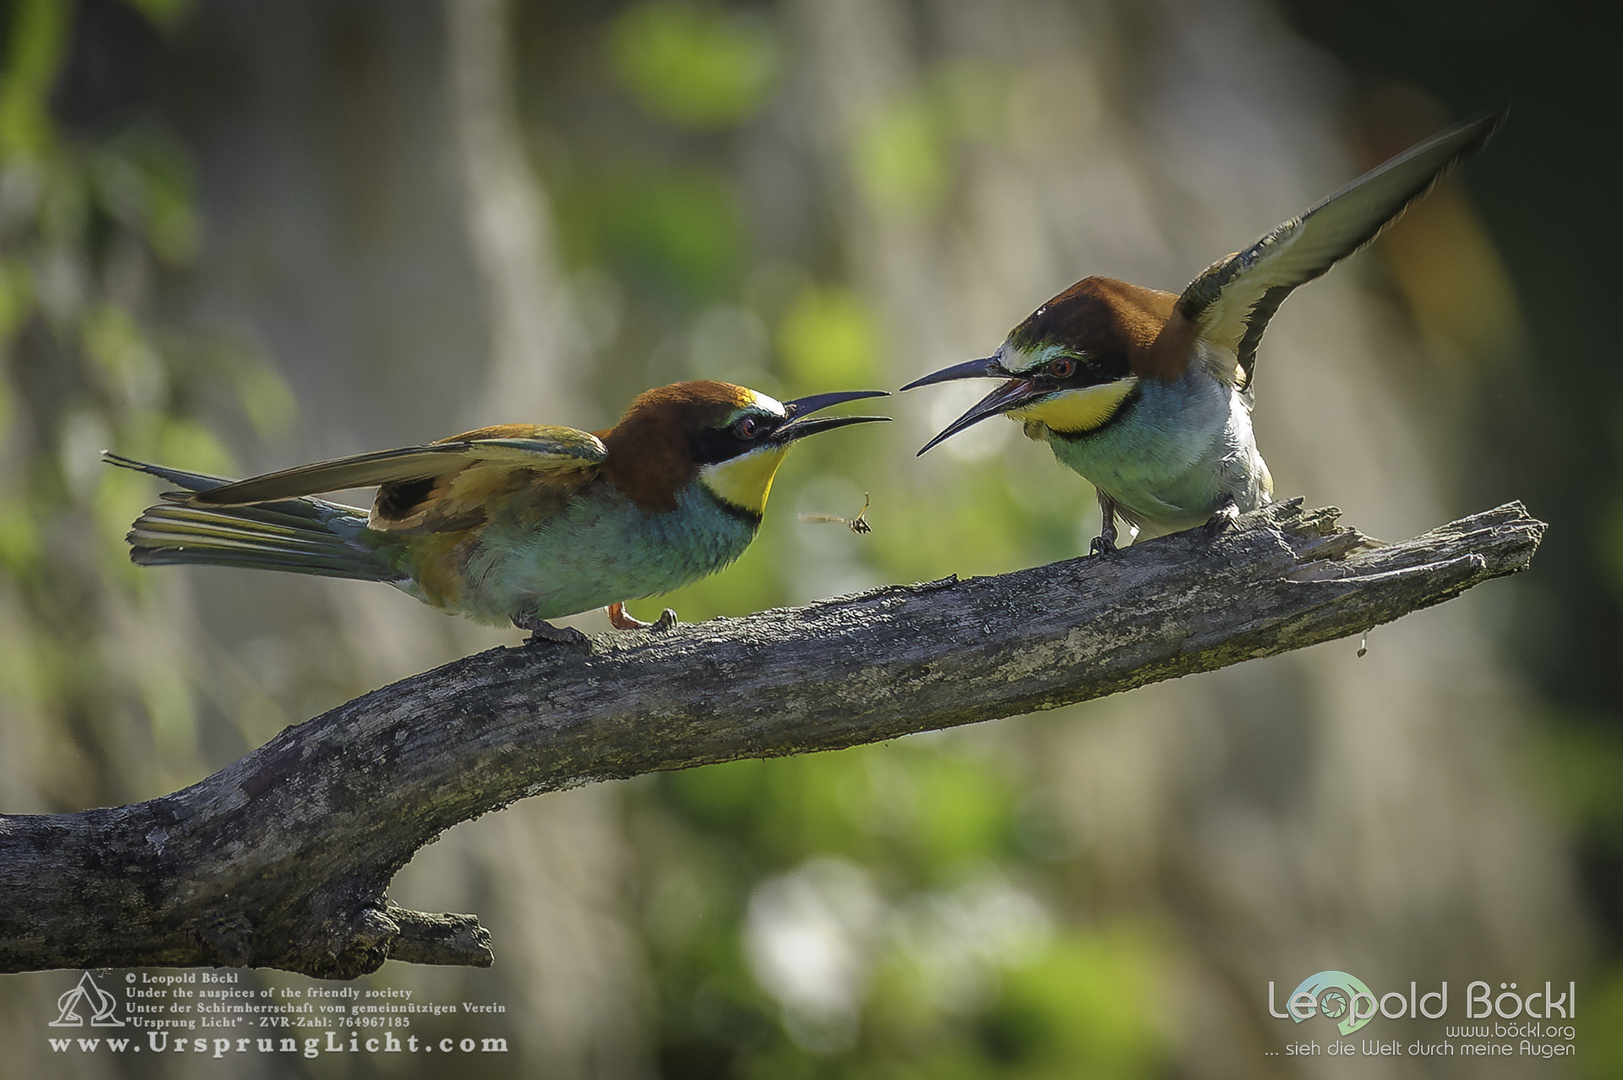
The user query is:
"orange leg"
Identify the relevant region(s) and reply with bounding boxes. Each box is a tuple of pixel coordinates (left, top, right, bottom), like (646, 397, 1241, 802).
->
(607, 602, 679, 631)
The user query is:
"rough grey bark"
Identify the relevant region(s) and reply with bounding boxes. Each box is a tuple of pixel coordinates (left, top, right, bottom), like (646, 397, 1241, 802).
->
(0, 501, 1542, 979)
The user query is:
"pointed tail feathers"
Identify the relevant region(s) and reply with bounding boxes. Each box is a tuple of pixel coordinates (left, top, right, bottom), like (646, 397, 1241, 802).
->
(105, 452, 398, 583)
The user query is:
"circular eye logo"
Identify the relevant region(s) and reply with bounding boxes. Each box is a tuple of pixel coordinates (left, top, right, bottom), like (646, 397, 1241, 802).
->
(1289, 971, 1377, 1036)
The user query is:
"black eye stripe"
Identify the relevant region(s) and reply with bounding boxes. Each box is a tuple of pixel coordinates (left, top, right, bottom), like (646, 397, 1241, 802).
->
(1028, 351, 1129, 386)
(692, 412, 782, 464)
(692, 428, 747, 464)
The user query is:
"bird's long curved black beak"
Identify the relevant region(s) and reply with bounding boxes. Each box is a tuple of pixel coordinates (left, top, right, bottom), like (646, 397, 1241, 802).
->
(903, 357, 1046, 456)
(772, 390, 892, 443)
(898, 356, 1004, 391)
(914, 377, 1047, 456)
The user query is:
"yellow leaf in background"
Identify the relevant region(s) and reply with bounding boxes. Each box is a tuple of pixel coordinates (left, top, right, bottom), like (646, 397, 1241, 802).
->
(0, 0, 69, 161)
(850, 93, 947, 215)
(238, 363, 296, 439)
(779, 283, 881, 389)
(608, 1, 780, 130)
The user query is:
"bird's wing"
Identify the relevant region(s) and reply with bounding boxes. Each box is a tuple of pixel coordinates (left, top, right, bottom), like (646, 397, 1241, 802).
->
(190, 425, 607, 507)
(371, 425, 611, 534)
(1173, 108, 1505, 389)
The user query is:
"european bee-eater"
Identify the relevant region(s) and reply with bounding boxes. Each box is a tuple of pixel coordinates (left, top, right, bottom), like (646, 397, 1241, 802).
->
(109, 381, 889, 640)
(903, 109, 1505, 552)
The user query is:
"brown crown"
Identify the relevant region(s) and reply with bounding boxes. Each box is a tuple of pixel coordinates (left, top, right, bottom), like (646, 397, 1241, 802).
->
(600, 381, 756, 509)
(1009, 277, 1191, 380)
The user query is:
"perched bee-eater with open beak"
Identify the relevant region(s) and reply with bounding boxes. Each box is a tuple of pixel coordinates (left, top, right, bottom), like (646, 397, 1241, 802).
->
(108, 381, 889, 641)
(903, 109, 1505, 552)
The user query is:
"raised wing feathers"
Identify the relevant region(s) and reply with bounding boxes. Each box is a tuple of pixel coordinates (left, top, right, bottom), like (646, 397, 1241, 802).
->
(191, 425, 608, 507)
(1176, 108, 1505, 388)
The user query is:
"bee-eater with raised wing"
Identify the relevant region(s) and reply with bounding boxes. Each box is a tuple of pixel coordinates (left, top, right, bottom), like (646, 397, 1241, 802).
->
(902, 109, 1505, 552)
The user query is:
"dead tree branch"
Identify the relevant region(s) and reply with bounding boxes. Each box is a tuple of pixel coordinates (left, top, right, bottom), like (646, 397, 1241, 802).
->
(0, 500, 1544, 978)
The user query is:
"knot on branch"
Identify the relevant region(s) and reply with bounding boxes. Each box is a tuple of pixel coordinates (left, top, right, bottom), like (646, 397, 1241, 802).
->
(293, 902, 492, 979)
(385, 905, 495, 968)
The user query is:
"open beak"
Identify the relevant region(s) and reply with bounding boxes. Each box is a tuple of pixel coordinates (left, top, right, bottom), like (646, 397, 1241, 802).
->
(903, 358, 1044, 456)
(771, 389, 892, 443)
(898, 355, 1004, 392)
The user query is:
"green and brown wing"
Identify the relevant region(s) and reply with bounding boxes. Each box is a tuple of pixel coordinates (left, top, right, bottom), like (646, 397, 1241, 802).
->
(191, 424, 608, 534)
(1173, 108, 1505, 389)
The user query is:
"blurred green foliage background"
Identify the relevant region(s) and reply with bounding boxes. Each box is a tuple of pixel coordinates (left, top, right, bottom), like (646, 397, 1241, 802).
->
(0, 1, 1615, 1078)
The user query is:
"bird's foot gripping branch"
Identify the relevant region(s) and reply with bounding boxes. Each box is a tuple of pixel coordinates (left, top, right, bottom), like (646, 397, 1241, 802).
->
(0, 500, 1542, 978)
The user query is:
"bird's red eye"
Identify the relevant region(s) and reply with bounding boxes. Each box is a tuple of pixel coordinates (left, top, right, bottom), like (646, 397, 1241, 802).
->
(1049, 358, 1076, 379)
(735, 416, 760, 440)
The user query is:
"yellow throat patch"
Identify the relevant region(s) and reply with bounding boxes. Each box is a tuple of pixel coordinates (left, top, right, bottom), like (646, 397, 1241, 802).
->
(1008, 377, 1138, 436)
(699, 444, 790, 515)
